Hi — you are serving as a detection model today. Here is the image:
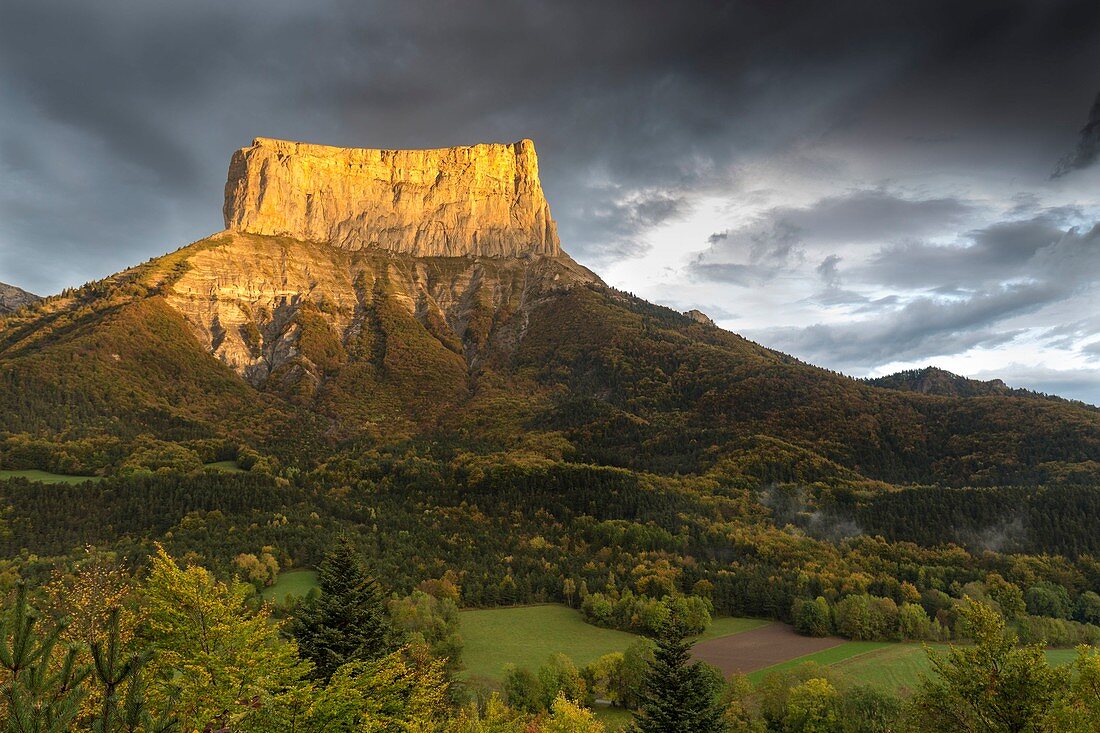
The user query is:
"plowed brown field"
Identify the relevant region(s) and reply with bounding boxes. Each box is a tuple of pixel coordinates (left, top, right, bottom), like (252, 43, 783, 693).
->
(691, 623, 846, 675)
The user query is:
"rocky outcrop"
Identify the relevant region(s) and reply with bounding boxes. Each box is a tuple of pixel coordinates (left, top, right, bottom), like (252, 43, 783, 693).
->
(223, 137, 562, 258)
(0, 283, 39, 315)
(160, 138, 600, 393)
(684, 309, 715, 326)
(162, 231, 599, 386)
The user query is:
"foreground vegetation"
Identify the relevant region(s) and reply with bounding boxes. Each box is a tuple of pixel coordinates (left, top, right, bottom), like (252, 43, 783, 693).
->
(3, 543, 1099, 733)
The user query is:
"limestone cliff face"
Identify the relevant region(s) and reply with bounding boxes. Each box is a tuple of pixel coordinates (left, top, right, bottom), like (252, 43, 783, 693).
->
(0, 283, 39, 316)
(154, 137, 599, 413)
(161, 231, 598, 389)
(224, 137, 562, 257)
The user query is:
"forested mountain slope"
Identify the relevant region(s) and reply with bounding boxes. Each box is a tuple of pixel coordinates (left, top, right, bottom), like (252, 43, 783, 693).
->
(1, 136, 1097, 489)
(3, 137, 1100, 643)
(1, 229, 1097, 488)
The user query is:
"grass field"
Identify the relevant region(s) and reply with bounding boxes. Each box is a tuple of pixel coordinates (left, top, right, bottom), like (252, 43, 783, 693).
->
(460, 605, 768, 683)
(0, 462, 242, 483)
(460, 605, 639, 681)
(592, 704, 633, 731)
(256, 585, 1085, 703)
(204, 460, 246, 473)
(0, 469, 100, 484)
(696, 616, 771, 640)
(832, 643, 1081, 694)
(261, 570, 318, 602)
(746, 641, 890, 683)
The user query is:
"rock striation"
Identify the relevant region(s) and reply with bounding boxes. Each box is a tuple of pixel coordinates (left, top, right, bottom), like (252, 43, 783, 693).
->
(163, 231, 597, 386)
(152, 138, 599, 402)
(0, 283, 39, 315)
(224, 137, 562, 258)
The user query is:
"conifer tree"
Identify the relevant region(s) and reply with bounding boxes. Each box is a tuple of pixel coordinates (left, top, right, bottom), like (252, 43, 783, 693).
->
(90, 607, 176, 733)
(0, 583, 89, 733)
(631, 620, 727, 733)
(290, 535, 400, 681)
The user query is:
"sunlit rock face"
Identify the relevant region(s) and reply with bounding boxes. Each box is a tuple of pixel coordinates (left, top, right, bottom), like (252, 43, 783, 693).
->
(151, 137, 598, 393)
(163, 231, 598, 385)
(223, 137, 562, 258)
(0, 283, 39, 315)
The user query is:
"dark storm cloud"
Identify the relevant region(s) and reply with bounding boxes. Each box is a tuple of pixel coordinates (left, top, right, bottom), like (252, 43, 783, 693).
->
(861, 207, 1083, 288)
(765, 190, 974, 245)
(2, 0, 1100, 294)
(816, 255, 843, 288)
(760, 282, 1055, 367)
(574, 189, 689, 262)
(691, 218, 806, 285)
(808, 254, 869, 305)
(689, 189, 975, 284)
(1043, 317, 1100, 350)
(760, 216, 1100, 370)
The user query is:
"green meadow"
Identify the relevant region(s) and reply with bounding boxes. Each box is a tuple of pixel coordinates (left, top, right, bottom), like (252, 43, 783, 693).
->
(745, 641, 890, 684)
(260, 573, 1093, 707)
(261, 570, 319, 602)
(830, 642, 1081, 694)
(459, 605, 640, 681)
(0, 469, 100, 484)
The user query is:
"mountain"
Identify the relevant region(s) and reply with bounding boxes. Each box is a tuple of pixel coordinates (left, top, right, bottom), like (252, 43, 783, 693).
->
(0, 282, 39, 315)
(224, 137, 561, 257)
(867, 365, 1094, 406)
(1, 138, 1098, 488)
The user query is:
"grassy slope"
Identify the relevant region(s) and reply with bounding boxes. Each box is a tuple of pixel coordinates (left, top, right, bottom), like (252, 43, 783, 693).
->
(745, 642, 891, 684)
(261, 570, 319, 602)
(696, 616, 772, 640)
(593, 705, 633, 731)
(0, 469, 100, 484)
(748, 641, 1082, 695)
(460, 605, 639, 681)
(204, 460, 246, 473)
(0, 461, 243, 485)
(459, 605, 769, 682)
(831, 643, 1080, 694)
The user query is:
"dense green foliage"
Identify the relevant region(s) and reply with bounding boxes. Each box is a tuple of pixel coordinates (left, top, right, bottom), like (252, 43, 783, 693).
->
(1, 515, 1099, 732)
(829, 483, 1100, 557)
(289, 536, 401, 681)
(4, 454, 1100, 651)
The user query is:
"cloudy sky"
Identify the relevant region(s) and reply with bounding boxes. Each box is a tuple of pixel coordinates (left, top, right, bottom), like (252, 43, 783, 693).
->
(2, 1, 1100, 403)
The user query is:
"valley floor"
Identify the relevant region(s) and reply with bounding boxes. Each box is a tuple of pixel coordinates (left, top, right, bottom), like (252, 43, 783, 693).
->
(260, 575, 1089, 696)
(457, 604, 1085, 696)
